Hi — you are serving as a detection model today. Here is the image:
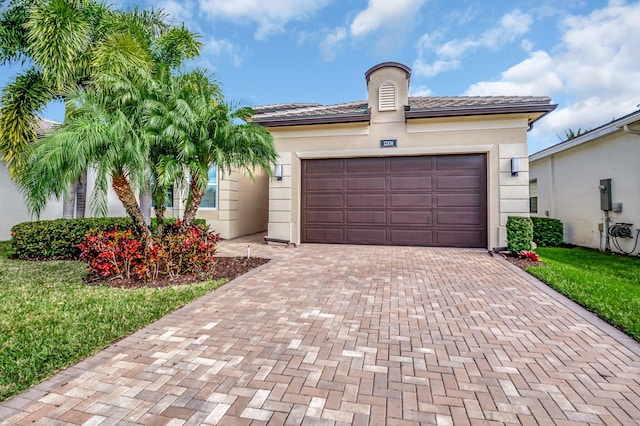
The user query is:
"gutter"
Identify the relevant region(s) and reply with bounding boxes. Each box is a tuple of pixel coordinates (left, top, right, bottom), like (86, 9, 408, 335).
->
(621, 124, 640, 135)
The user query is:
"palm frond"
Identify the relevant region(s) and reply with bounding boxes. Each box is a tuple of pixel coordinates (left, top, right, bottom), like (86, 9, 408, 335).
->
(0, 68, 52, 176)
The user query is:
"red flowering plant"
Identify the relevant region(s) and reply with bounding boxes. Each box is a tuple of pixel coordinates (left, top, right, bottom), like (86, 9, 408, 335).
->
(78, 229, 147, 279)
(518, 250, 540, 262)
(78, 223, 221, 282)
(157, 224, 220, 277)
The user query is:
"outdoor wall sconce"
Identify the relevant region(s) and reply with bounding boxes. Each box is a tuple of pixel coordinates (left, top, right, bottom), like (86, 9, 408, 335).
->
(511, 157, 520, 176)
(275, 163, 283, 180)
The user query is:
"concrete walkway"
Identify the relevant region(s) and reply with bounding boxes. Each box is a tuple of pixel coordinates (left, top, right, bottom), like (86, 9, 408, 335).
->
(1, 235, 639, 425)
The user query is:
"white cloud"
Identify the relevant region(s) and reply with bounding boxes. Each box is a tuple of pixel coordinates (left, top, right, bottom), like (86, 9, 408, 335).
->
(204, 37, 244, 67)
(414, 9, 532, 77)
(465, 51, 562, 96)
(198, 0, 331, 40)
(157, 0, 196, 23)
(320, 27, 347, 62)
(410, 85, 433, 96)
(413, 59, 460, 78)
(350, 0, 426, 37)
(464, 2, 640, 150)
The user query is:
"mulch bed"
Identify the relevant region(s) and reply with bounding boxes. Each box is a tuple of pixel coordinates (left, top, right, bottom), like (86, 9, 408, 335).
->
(502, 255, 544, 270)
(87, 257, 270, 288)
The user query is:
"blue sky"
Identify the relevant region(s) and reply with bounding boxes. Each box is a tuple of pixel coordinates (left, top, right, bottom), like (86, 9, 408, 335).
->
(2, 0, 640, 153)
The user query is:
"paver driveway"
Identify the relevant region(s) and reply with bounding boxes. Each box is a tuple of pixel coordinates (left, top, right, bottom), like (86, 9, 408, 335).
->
(1, 236, 639, 425)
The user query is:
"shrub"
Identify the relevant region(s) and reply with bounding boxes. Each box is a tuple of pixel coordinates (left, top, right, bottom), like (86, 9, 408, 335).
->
(532, 217, 564, 247)
(78, 224, 220, 281)
(507, 216, 533, 254)
(11, 217, 206, 259)
(78, 229, 147, 279)
(11, 218, 133, 259)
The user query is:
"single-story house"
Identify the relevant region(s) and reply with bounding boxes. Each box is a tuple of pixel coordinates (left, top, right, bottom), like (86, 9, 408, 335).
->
(529, 109, 640, 254)
(247, 62, 556, 249)
(3, 62, 557, 249)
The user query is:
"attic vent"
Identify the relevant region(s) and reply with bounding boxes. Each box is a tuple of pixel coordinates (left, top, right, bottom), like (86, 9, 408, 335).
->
(378, 82, 397, 111)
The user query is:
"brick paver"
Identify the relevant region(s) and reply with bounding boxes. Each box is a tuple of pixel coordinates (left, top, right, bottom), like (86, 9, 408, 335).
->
(1, 235, 639, 425)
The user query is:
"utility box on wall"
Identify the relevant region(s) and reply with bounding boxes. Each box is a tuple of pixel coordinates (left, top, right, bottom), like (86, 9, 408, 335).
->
(599, 178, 612, 211)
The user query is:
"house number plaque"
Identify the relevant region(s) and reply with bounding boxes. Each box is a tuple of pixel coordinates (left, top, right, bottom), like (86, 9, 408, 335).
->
(380, 139, 397, 148)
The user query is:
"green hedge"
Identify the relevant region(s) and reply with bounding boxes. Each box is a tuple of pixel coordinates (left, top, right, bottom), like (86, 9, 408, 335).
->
(506, 216, 533, 254)
(11, 217, 206, 259)
(532, 217, 564, 247)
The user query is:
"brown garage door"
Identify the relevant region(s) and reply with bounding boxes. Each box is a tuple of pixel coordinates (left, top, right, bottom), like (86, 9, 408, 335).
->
(301, 154, 487, 247)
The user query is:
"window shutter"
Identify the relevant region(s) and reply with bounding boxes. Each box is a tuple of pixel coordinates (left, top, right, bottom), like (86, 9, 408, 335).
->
(379, 82, 397, 111)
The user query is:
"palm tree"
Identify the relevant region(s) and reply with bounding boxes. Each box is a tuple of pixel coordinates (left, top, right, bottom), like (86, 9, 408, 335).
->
(19, 80, 155, 245)
(145, 69, 278, 231)
(0, 0, 200, 218)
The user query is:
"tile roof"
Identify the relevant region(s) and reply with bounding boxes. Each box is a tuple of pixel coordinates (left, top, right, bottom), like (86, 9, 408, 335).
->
(252, 96, 555, 127)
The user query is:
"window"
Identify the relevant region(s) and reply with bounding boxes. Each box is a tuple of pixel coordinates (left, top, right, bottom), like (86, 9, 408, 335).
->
(200, 165, 218, 209)
(529, 179, 538, 213)
(151, 187, 174, 209)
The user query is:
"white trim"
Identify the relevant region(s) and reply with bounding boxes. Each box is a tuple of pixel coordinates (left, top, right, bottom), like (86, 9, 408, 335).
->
(530, 110, 640, 162)
(296, 144, 494, 159)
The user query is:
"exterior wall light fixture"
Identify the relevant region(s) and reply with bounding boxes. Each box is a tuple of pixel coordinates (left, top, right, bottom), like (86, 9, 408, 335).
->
(275, 164, 283, 180)
(511, 157, 520, 176)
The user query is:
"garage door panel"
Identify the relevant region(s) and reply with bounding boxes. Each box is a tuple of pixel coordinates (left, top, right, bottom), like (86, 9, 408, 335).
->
(436, 175, 481, 190)
(305, 194, 343, 207)
(436, 193, 481, 207)
(301, 155, 486, 247)
(390, 211, 432, 225)
(346, 177, 386, 190)
(435, 211, 483, 226)
(347, 211, 386, 224)
(389, 194, 432, 208)
(304, 227, 344, 242)
(390, 229, 433, 245)
(346, 228, 387, 244)
(390, 176, 432, 190)
(436, 155, 482, 170)
(305, 177, 343, 191)
(346, 194, 387, 207)
(347, 158, 386, 173)
(435, 230, 484, 247)
(390, 156, 432, 171)
(305, 211, 343, 224)
(305, 159, 343, 173)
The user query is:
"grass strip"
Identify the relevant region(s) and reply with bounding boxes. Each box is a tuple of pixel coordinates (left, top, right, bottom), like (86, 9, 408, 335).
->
(526, 247, 640, 342)
(0, 241, 225, 401)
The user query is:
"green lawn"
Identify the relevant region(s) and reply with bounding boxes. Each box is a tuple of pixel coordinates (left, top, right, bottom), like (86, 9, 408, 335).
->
(526, 247, 640, 341)
(0, 241, 225, 402)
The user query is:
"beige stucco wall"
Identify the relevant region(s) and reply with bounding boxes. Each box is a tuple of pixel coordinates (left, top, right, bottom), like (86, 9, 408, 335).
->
(530, 130, 640, 252)
(267, 112, 533, 249)
(192, 168, 269, 239)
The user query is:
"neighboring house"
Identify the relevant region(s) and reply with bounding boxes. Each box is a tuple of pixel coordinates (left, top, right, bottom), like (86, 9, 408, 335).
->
(252, 62, 556, 249)
(529, 109, 640, 254)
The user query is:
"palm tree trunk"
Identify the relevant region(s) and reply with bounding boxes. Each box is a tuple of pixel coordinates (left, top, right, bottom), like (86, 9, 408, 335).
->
(140, 186, 152, 226)
(181, 175, 204, 232)
(63, 182, 77, 219)
(75, 172, 87, 218)
(111, 173, 152, 247)
(154, 204, 166, 237)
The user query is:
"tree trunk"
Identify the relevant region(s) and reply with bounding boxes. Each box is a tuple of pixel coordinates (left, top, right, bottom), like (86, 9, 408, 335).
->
(63, 182, 77, 219)
(75, 172, 87, 218)
(140, 186, 152, 226)
(154, 204, 166, 237)
(181, 175, 204, 232)
(111, 173, 153, 247)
